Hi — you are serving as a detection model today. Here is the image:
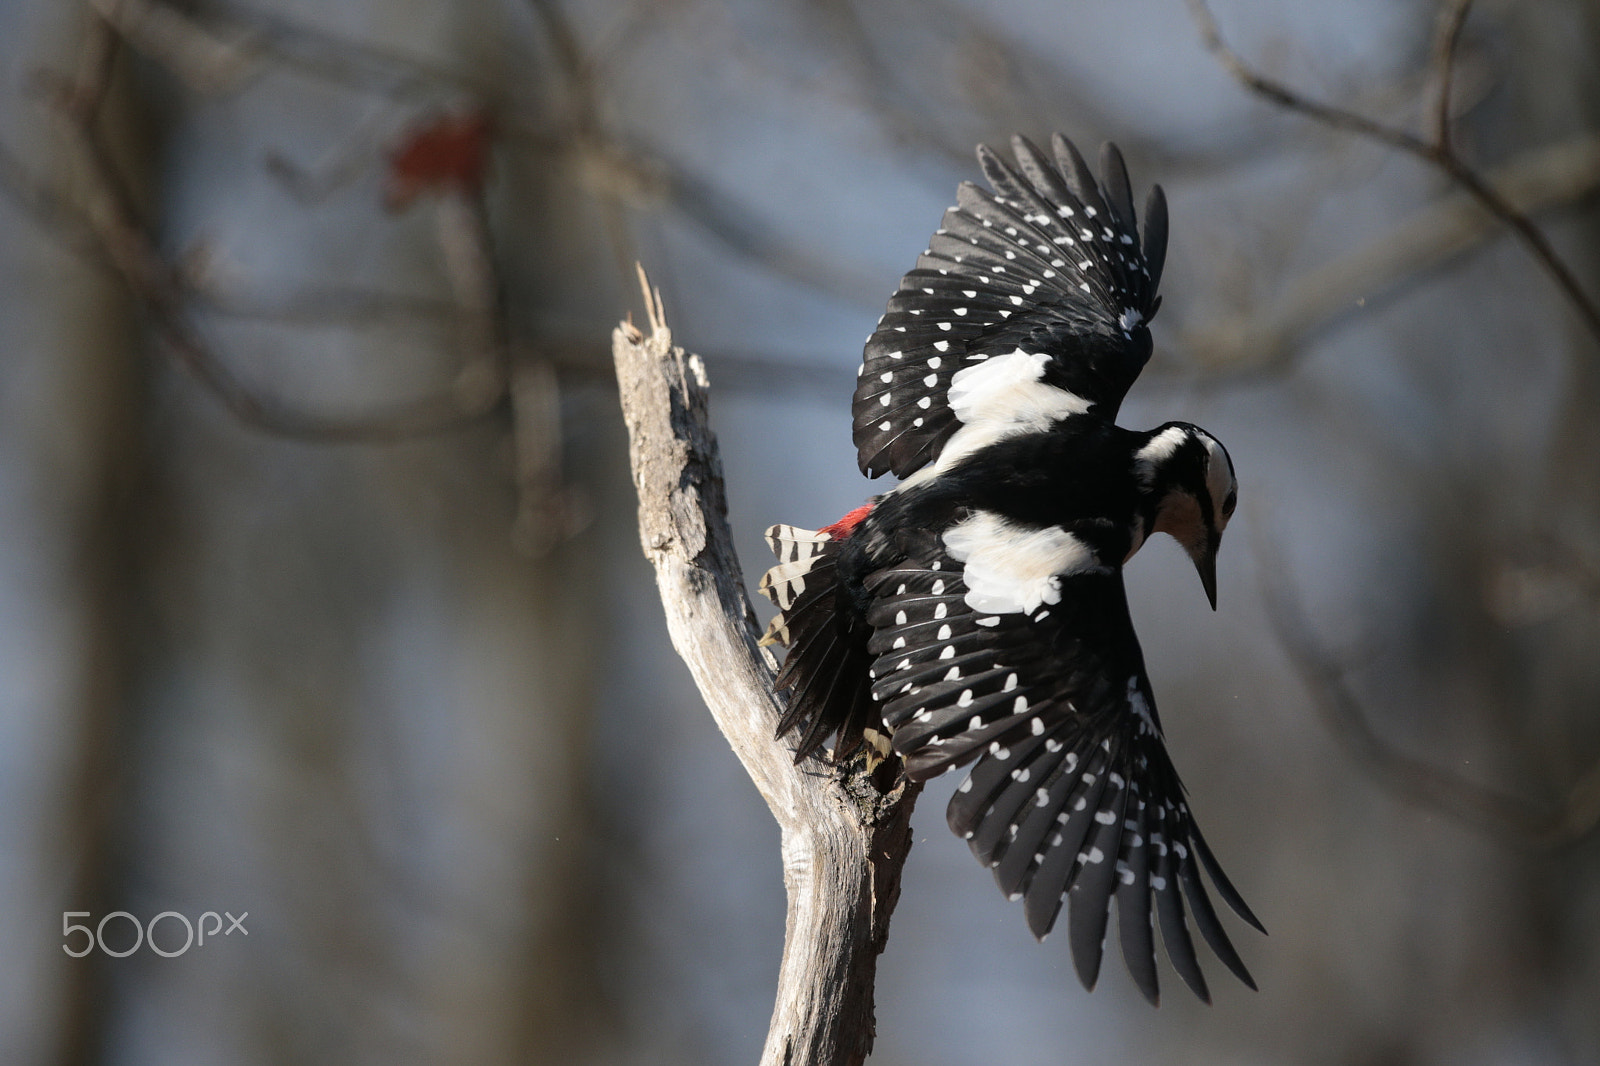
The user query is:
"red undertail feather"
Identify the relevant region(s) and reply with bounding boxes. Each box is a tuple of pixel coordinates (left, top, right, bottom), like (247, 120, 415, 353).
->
(821, 503, 873, 539)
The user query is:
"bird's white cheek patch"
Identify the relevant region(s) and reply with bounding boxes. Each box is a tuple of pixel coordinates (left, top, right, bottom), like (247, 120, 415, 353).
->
(1201, 435, 1235, 528)
(943, 512, 1105, 615)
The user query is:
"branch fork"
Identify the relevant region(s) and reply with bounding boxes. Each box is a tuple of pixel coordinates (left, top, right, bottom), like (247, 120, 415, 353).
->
(613, 268, 919, 1066)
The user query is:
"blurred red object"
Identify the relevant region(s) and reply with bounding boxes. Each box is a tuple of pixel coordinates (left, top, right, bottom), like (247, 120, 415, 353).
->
(385, 110, 492, 210)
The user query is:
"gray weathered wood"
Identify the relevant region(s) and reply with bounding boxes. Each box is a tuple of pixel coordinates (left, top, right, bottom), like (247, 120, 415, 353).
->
(612, 269, 919, 1066)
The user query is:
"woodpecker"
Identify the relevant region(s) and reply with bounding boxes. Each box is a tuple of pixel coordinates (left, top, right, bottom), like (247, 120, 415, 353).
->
(759, 134, 1262, 1005)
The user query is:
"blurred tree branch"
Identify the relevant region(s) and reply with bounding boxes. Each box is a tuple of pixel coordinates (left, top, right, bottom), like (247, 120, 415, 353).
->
(7, 0, 1178, 412)
(1192, 0, 1600, 849)
(22, 13, 510, 442)
(0, 1, 599, 552)
(0, 0, 872, 461)
(1187, 0, 1600, 351)
(1255, 528, 1600, 850)
(613, 269, 919, 1066)
(1427, 0, 1474, 155)
(1178, 130, 1600, 378)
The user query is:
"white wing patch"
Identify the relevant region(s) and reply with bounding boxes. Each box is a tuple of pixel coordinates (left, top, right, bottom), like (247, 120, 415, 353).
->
(898, 349, 1095, 489)
(943, 511, 1105, 614)
(947, 348, 1093, 428)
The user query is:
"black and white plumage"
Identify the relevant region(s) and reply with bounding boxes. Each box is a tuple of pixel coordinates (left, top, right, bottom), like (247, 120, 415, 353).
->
(760, 135, 1260, 1005)
(852, 134, 1164, 481)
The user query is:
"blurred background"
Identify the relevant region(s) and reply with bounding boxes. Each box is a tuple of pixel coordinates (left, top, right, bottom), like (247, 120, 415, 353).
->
(2, 0, 1598, 1063)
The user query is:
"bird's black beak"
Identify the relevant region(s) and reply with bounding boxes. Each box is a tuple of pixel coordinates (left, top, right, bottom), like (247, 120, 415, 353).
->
(1194, 537, 1219, 611)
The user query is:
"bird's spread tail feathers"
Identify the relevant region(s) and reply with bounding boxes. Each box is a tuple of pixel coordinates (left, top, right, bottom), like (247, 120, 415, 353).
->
(759, 519, 876, 762)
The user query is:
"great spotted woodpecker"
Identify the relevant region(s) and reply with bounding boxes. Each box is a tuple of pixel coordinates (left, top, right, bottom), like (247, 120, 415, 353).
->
(759, 134, 1261, 1005)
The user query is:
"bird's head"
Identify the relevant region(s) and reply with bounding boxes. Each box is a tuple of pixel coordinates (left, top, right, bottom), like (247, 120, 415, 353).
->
(1134, 423, 1237, 609)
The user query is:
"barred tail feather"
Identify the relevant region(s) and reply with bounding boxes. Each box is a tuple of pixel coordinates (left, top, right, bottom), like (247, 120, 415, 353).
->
(760, 523, 875, 762)
(765, 523, 832, 559)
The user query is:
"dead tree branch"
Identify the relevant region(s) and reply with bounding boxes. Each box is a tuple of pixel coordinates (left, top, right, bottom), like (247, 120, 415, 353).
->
(612, 268, 919, 1066)
(1186, 0, 1600, 351)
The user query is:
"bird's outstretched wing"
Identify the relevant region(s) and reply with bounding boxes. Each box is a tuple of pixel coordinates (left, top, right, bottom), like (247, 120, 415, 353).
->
(860, 524, 1260, 1003)
(853, 134, 1167, 479)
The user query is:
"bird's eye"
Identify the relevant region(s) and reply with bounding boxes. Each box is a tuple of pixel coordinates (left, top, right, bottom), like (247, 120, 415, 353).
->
(1222, 489, 1237, 517)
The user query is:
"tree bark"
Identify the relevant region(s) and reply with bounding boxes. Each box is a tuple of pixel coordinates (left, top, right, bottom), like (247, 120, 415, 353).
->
(611, 270, 919, 1066)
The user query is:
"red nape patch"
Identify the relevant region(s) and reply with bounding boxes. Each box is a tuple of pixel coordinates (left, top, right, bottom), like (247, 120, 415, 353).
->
(821, 503, 873, 539)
